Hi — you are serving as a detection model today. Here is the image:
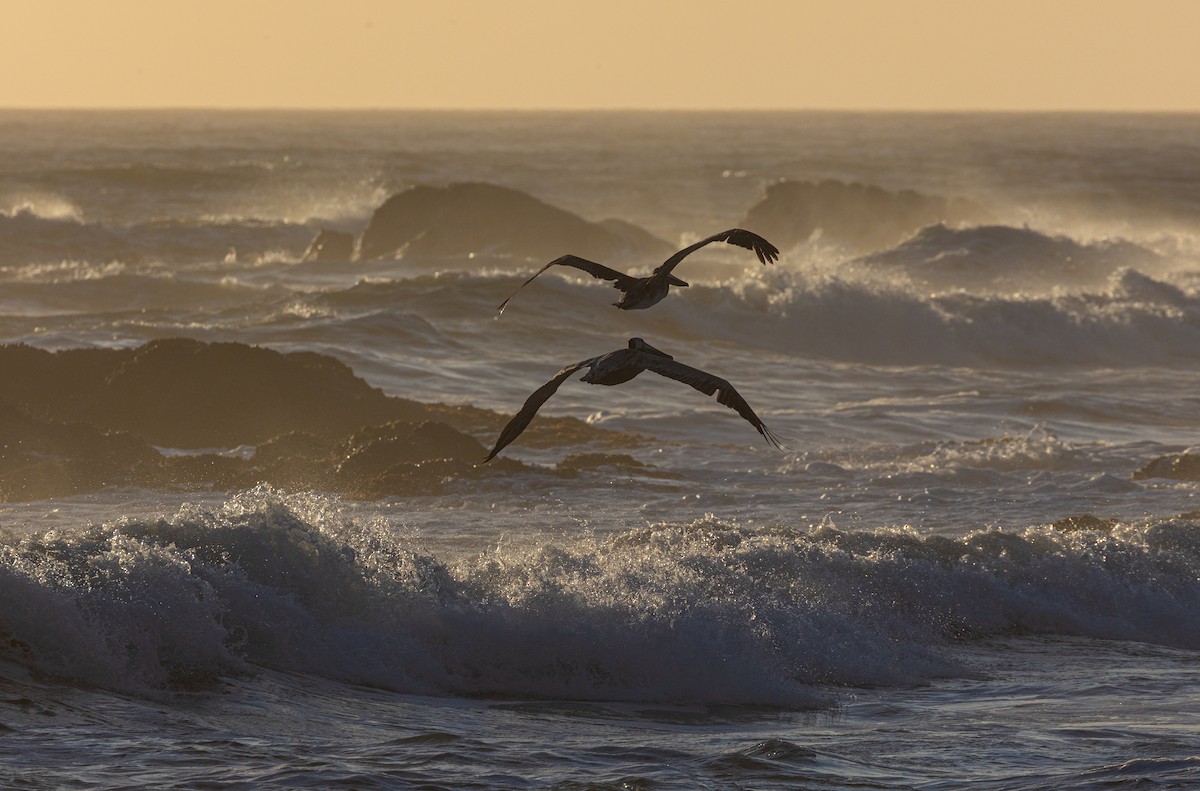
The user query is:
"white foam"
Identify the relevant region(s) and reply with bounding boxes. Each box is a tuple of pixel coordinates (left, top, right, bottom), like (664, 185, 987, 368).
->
(2, 490, 1196, 703)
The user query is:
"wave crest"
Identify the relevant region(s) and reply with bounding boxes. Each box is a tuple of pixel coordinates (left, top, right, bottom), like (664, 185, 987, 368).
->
(3, 490, 1197, 703)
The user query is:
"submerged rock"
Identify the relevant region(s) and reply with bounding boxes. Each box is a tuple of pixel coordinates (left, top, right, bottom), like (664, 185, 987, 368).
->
(357, 182, 670, 261)
(556, 452, 653, 476)
(336, 420, 487, 480)
(742, 179, 987, 254)
(1133, 452, 1200, 481)
(334, 421, 492, 498)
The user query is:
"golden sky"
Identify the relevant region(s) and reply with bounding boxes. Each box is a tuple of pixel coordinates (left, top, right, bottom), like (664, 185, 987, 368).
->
(5, 0, 1199, 111)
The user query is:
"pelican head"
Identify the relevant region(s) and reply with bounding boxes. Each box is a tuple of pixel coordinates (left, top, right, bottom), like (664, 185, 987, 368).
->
(628, 337, 673, 359)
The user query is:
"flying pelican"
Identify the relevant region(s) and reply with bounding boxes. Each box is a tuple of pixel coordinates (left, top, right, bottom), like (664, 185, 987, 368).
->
(484, 337, 785, 461)
(496, 228, 779, 315)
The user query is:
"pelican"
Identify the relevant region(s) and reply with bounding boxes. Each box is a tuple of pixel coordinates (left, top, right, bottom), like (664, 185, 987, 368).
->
(484, 338, 785, 461)
(496, 228, 779, 315)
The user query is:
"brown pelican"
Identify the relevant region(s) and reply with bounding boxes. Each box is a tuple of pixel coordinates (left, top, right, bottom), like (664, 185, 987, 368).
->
(484, 337, 785, 461)
(496, 228, 779, 315)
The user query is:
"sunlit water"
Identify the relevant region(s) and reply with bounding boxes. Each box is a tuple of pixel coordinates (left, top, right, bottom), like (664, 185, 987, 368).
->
(2, 110, 1199, 788)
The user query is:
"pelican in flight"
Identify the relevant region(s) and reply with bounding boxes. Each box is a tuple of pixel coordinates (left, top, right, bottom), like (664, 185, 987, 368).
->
(496, 228, 779, 315)
(484, 337, 785, 461)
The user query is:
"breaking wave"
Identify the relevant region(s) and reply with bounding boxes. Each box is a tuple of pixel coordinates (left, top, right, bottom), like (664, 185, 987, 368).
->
(2, 489, 1197, 705)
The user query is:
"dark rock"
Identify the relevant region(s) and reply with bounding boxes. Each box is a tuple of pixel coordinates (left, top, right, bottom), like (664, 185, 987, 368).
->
(78, 338, 425, 447)
(0, 340, 636, 501)
(357, 182, 670, 261)
(1133, 452, 1200, 481)
(742, 179, 988, 254)
(557, 452, 652, 476)
(336, 420, 487, 483)
(254, 431, 335, 466)
(332, 421, 491, 498)
(0, 340, 428, 447)
(0, 345, 125, 421)
(241, 432, 338, 491)
(301, 229, 355, 262)
(348, 458, 475, 499)
(0, 402, 160, 501)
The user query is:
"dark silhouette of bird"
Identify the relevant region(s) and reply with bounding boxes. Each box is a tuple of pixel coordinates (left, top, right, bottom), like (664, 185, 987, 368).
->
(483, 337, 785, 461)
(496, 228, 779, 315)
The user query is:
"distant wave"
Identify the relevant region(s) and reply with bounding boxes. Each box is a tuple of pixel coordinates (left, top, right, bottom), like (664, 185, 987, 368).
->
(848, 223, 1167, 292)
(5, 208, 1199, 369)
(1, 488, 1196, 704)
(9, 259, 1192, 369)
(1, 192, 84, 221)
(0, 271, 287, 317)
(457, 258, 1200, 366)
(730, 266, 1200, 366)
(0, 210, 314, 265)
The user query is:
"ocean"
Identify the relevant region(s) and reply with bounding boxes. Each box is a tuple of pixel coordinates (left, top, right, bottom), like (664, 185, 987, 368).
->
(1, 109, 1198, 789)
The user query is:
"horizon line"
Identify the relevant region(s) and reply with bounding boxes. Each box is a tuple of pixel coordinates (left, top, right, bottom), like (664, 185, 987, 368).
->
(3, 105, 1200, 115)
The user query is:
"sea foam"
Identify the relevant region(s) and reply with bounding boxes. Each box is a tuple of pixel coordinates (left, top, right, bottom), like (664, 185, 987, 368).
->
(3, 489, 1197, 704)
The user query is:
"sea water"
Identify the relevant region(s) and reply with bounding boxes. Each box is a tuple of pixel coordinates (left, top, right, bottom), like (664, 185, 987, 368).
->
(1, 110, 1199, 788)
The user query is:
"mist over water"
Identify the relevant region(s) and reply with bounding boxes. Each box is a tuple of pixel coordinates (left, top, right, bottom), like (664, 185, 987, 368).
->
(2, 111, 1200, 788)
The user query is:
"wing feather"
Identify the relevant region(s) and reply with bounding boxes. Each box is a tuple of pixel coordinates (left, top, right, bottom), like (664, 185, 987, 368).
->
(636, 353, 786, 449)
(497, 255, 637, 316)
(654, 228, 781, 278)
(483, 358, 594, 461)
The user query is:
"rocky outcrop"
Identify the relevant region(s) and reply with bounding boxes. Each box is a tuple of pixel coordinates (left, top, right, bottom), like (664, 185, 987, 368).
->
(0, 339, 635, 501)
(333, 421, 494, 498)
(0, 339, 424, 447)
(742, 179, 988, 254)
(357, 182, 671, 261)
(1133, 452, 1200, 481)
(0, 402, 161, 501)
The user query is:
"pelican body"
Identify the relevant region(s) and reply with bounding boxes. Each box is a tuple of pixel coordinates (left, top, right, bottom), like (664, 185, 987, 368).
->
(484, 338, 784, 461)
(497, 228, 779, 315)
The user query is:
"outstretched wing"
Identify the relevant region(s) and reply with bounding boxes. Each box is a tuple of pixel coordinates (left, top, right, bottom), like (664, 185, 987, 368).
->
(483, 358, 595, 461)
(496, 255, 637, 316)
(636, 352, 786, 450)
(654, 228, 780, 278)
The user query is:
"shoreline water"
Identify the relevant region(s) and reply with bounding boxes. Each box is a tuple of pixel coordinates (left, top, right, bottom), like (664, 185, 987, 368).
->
(1, 110, 1199, 787)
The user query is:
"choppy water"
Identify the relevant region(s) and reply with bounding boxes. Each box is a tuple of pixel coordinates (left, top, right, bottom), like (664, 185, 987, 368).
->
(2, 110, 1199, 788)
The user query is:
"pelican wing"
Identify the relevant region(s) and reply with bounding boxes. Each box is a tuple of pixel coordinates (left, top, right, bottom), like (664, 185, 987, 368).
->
(484, 358, 595, 461)
(636, 353, 786, 450)
(654, 228, 781, 277)
(497, 255, 637, 316)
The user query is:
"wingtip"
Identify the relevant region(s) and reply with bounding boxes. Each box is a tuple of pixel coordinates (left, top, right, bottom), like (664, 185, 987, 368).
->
(762, 425, 789, 452)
